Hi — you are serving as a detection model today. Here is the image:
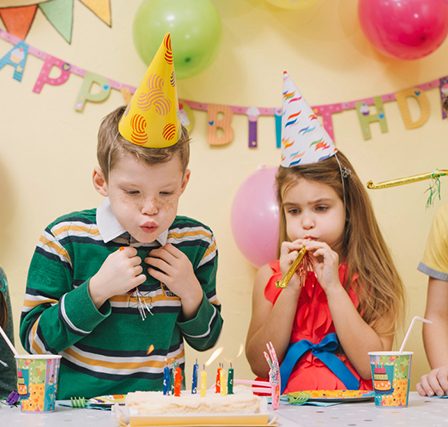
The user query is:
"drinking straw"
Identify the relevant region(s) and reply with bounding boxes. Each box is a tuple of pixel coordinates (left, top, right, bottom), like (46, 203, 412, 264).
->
(398, 316, 432, 353)
(0, 325, 18, 356)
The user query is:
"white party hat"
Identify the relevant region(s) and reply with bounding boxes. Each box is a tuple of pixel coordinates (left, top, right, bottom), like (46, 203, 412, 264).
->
(281, 71, 337, 167)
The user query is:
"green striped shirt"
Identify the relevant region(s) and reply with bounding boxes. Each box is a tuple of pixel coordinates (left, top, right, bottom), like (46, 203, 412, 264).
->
(20, 209, 222, 399)
(0, 268, 16, 398)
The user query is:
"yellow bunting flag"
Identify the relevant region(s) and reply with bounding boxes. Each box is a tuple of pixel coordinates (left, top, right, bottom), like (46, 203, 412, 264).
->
(79, 0, 111, 26)
(118, 33, 180, 148)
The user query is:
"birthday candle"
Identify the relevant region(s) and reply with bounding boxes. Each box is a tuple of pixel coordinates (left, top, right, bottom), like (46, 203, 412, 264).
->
(215, 365, 222, 393)
(170, 365, 175, 395)
(163, 364, 170, 395)
(220, 368, 227, 396)
(227, 364, 234, 395)
(192, 359, 199, 394)
(174, 366, 182, 397)
(200, 364, 207, 397)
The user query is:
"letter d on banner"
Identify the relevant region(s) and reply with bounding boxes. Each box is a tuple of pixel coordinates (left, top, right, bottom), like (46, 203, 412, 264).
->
(395, 87, 430, 129)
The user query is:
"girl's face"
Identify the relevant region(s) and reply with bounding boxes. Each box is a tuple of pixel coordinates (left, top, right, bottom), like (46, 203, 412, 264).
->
(282, 178, 346, 251)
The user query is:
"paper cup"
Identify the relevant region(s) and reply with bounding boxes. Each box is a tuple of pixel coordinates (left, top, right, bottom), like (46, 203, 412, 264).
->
(15, 354, 62, 412)
(368, 351, 412, 408)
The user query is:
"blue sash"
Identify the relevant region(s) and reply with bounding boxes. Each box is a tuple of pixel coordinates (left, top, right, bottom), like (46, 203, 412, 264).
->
(279, 332, 360, 394)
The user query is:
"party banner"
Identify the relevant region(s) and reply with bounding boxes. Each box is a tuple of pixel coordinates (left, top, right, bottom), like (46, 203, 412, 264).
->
(0, 0, 111, 43)
(0, 28, 446, 148)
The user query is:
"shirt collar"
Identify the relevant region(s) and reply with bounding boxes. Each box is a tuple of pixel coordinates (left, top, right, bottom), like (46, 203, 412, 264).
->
(96, 198, 168, 245)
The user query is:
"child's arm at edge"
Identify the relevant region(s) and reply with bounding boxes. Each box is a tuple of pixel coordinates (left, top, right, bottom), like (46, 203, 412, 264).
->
(416, 278, 448, 396)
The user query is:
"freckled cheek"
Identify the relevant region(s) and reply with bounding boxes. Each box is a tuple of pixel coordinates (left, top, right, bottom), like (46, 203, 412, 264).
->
(113, 196, 142, 214)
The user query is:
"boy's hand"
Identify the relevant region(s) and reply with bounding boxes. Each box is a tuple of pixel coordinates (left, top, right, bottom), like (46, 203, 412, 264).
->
(416, 366, 448, 397)
(145, 244, 203, 318)
(89, 247, 146, 308)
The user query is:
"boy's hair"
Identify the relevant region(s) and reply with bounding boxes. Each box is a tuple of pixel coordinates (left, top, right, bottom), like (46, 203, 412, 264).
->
(97, 106, 190, 181)
(276, 151, 405, 336)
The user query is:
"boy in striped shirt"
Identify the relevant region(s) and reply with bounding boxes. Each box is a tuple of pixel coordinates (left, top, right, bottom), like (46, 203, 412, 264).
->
(20, 34, 223, 399)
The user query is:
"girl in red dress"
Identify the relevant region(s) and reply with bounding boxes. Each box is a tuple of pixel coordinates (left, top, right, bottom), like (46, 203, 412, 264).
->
(245, 73, 405, 394)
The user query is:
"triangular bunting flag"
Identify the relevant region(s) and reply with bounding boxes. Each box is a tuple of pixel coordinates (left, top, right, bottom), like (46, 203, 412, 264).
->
(79, 0, 111, 27)
(39, 0, 74, 44)
(0, 5, 37, 39)
(0, 1, 46, 5)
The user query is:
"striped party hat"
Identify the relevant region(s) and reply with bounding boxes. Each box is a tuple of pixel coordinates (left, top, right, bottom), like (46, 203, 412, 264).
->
(281, 71, 336, 167)
(118, 33, 180, 148)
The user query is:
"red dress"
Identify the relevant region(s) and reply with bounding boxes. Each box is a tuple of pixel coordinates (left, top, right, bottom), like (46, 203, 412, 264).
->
(262, 260, 372, 393)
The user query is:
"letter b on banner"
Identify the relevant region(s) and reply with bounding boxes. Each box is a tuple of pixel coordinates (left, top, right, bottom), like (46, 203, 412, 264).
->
(207, 105, 234, 146)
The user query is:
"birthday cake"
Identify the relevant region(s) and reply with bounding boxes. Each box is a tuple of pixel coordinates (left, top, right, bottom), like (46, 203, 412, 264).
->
(114, 388, 269, 426)
(125, 387, 264, 414)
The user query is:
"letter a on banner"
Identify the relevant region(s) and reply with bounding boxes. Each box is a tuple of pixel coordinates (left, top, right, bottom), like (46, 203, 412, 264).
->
(207, 104, 234, 146)
(355, 96, 388, 140)
(0, 40, 29, 82)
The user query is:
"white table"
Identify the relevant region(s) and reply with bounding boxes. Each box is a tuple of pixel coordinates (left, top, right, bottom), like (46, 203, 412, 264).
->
(0, 393, 446, 426)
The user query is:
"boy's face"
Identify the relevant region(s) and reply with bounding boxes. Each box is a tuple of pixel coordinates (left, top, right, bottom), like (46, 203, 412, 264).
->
(93, 151, 190, 243)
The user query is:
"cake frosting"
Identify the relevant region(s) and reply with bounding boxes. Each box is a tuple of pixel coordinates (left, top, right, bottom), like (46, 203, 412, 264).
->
(125, 387, 264, 415)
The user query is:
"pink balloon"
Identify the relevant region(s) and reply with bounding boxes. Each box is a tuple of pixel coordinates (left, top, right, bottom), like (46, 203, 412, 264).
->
(231, 167, 280, 268)
(358, 0, 448, 60)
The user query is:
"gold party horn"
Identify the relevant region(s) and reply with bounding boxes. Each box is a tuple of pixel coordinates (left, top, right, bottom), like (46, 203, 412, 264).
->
(275, 247, 307, 289)
(367, 169, 448, 190)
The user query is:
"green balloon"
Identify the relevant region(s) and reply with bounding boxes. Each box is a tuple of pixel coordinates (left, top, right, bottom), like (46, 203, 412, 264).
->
(133, 0, 222, 79)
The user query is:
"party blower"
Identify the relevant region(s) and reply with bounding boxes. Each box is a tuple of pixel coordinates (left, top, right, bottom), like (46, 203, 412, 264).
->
(367, 169, 448, 206)
(369, 316, 432, 408)
(275, 247, 307, 289)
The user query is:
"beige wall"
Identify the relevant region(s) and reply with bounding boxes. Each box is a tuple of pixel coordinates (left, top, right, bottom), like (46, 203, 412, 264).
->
(1, 0, 446, 389)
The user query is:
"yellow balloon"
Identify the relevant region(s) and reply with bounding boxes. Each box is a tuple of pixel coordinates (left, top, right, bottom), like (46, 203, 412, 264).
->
(265, 0, 318, 10)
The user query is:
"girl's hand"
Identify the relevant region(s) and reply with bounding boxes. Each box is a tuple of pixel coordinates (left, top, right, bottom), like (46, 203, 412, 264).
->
(416, 366, 448, 397)
(279, 241, 305, 291)
(299, 239, 341, 293)
(145, 244, 203, 306)
(89, 247, 146, 307)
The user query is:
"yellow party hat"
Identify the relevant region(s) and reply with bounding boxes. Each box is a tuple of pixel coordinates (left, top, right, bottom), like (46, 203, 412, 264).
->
(118, 33, 180, 148)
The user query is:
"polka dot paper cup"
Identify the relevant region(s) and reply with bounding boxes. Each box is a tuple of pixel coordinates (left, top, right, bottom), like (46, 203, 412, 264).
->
(368, 351, 412, 408)
(15, 354, 61, 412)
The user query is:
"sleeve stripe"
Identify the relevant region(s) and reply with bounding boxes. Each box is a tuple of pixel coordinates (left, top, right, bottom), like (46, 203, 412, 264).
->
(38, 231, 72, 266)
(60, 294, 91, 335)
(198, 245, 217, 268)
(28, 318, 46, 354)
(52, 223, 101, 239)
(183, 305, 217, 339)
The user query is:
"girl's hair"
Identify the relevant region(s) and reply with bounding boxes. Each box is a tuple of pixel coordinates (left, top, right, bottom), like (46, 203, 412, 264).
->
(97, 106, 190, 181)
(276, 151, 405, 336)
